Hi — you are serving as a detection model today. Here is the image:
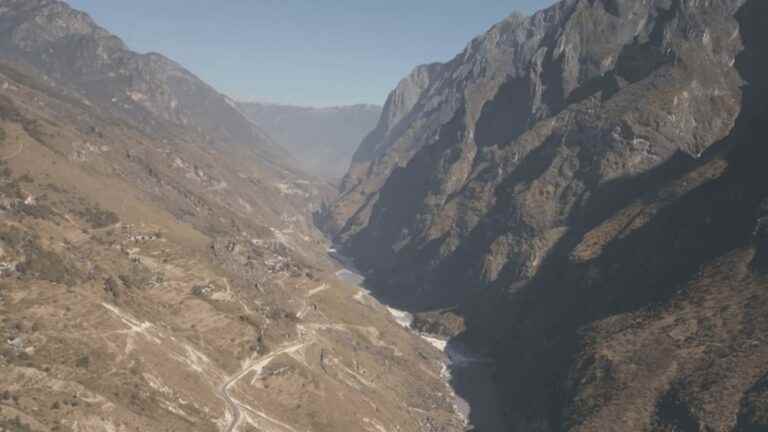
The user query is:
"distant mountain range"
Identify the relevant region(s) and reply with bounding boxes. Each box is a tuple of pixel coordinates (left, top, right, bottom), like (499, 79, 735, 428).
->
(238, 102, 381, 179)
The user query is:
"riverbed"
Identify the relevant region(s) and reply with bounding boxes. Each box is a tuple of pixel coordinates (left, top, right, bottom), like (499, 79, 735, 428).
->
(331, 250, 507, 430)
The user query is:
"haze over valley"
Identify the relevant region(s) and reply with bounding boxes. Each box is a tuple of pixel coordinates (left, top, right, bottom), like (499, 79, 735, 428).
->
(237, 102, 382, 179)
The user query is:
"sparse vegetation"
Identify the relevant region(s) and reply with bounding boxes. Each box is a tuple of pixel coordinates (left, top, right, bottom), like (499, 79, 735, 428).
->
(0, 168, 21, 201)
(117, 262, 155, 290)
(0, 95, 47, 145)
(0, 226, 79, 286)
(15, 247, 76, 286)
(0, 416, 32, 432)
(75, 205, 119, 229)
(103, 276, 120, 302)
(16, 202, 55, 220)
(75, 354, 90, 369)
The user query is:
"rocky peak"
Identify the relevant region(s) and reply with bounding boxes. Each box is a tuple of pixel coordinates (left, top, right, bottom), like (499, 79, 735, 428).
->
(381, 64, 440, 135)
(341, 64, 440, 183)
(0, 0, 121, 51)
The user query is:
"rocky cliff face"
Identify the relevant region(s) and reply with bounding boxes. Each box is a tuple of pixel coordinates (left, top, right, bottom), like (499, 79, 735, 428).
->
(328, 0, 745, 281)
(237, 102, 381, 179)
(325, 0, 768, 429)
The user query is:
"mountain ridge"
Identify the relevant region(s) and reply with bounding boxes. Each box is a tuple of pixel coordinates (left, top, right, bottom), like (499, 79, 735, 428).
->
(237, 101, 381, 179)
(0, 0, 298, 170)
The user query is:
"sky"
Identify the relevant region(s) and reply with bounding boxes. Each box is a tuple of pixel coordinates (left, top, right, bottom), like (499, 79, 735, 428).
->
(68, 0, 555, 108)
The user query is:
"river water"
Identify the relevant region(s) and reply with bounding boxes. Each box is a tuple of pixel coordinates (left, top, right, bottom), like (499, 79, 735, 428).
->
(331, 251, 506, 431)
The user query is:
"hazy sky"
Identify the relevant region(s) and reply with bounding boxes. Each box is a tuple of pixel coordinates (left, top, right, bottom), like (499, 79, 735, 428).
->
(68, 0, 555, 107)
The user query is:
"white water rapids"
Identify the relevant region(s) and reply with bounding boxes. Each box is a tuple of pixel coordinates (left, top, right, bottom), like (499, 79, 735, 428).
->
(330, 251, 483, 424)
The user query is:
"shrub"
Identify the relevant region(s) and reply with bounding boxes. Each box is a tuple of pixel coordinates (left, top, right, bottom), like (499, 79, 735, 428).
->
(16, 247, 78, 286)
(75, 354, 90, 369)
(0, 416, 32, 432)
(103, 276, 120, 302)
(118, 264, 154, 290)
(0, 227, 80, 286)
(76, 206, 119, 229)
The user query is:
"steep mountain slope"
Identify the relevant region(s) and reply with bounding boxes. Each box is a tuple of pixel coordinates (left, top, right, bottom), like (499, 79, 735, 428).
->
(238, 102, 381, 179)
(323, 0, 768, 430)
(0, 1, 464, 431)
(0, 0, 330, 236)
(0, 0, 291, 167)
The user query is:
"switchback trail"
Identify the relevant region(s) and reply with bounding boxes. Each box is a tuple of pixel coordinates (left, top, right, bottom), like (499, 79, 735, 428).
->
(218, 342, 306, 432)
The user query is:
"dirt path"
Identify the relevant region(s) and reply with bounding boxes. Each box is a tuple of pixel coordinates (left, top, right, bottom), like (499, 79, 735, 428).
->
(0, 139, 24, 161)
(217, 277, 365, 431)
(218, 342, 306, 432)
(216, 267, 416, 431)
(306, 283, 330, 297)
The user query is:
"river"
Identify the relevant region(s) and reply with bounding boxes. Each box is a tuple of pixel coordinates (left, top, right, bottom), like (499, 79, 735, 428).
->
(330, 250, 507, 431)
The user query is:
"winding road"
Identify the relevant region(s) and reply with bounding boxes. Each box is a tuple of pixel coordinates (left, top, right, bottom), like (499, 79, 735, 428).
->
(218, 376, 243, 432)
(215, 274, 419, 432)
(217, 338, 307, 432)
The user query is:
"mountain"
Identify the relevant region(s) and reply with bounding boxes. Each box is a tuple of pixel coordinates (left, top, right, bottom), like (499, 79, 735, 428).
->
(237, 102, 381, 179)
(0, 0, 332, 241)
(0, 0, 296, 166)
(0, 1, 464, 431)
(321, 0, 768, 430)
